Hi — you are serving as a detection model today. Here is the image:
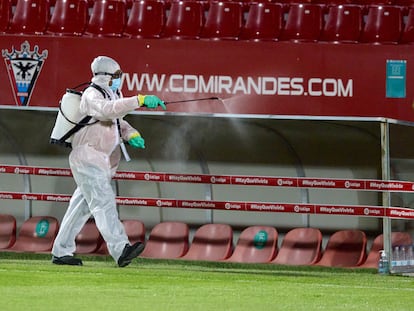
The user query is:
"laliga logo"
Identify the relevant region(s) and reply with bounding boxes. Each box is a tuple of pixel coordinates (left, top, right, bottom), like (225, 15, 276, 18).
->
(2, 41, 48, 106)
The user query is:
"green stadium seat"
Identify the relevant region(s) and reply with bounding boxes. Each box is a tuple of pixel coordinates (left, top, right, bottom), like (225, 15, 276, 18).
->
(225, 225, 278, 263)
(9, 216, 59, 253)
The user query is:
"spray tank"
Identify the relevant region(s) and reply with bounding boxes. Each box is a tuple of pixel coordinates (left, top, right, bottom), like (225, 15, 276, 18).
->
(50, 83, 105, 148)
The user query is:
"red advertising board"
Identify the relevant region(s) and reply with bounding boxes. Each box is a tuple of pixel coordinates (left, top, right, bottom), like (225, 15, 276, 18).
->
(1, 35, 413, 121)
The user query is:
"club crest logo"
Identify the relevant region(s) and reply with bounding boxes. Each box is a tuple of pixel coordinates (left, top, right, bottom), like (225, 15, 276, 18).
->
(2, 41, 48, 106)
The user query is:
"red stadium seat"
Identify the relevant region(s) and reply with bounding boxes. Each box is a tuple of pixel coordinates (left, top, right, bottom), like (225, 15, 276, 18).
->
(75, 218, 103, 254)
(316, 229, 367, 267)
(400, 7, 414, 44)
(226, 226, 278, 263)
(354, 0, 395, 5)
(0, 214, 16, 249)
(320, 4, 363, 43)
(95, 219, 146, 255)
(140, 222, 189, 259)
(280, 3, 323, 42)
(163, 0, 204, 39)
(271, 228, 322, 265)
(201, 1, 243, 40)
(47, 0, 89, 36)
(181, 223, 233, 261)
(359, 232, 413, 268)
(394, 0, 414, 6)
(0, 0, 12, 32)
(124, 0, 165, 38)
(9, 216, 59, 253)
(360, 5, 403, 44)
(122, 219, 146, 244)
(8, 0, 50, 34)
(239, 2, 283, 41)
(85, 0, 127, 37)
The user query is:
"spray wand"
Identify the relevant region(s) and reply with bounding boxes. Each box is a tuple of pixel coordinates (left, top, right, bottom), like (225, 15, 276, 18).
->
(164, 96, 221, 105)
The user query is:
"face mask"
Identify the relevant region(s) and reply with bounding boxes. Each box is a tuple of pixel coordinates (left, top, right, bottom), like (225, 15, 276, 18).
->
(110, 78, 121, 91)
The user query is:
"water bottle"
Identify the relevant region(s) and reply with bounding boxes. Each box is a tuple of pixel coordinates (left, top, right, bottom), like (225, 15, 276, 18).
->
(408, 245, 414, 269)
(378, 250, 389, 275)
(392, 246, 401, 272)
(401, 245, 408, 269)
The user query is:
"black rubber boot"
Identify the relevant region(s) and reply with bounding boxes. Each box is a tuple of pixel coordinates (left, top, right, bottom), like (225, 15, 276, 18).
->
(52, 255, 83, 266)
(117, 242, 145, 267)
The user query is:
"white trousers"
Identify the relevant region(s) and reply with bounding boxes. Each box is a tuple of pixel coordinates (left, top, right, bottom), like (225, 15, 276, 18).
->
(52, 148, 129, 262)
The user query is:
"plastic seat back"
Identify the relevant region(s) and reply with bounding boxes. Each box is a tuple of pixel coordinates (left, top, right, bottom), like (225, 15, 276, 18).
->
(9, 216, 59, 253)
(140, 222, 189, 259)
(0, 214, 16, 249)
(316, 229, 367, 267)
(239, 2, 283, 41)
(8, 0, 50, 34)
(226, 226, 278, 263)
(360, 5, 403, 44)
(85, 0, 126, 37)
(124, 0, 165, 38)
(182, 223, 233, 261)
(201, 1, 243, 40)
(321, 4, 362, 43)
(47, 0, 88, 36)
(400, 7, 414, 44)
(0, 0, 12, 32)
(75, 219, 103, 254)
(272, 228, 322, 265)
(95, 219, 146, 255)
(359, 232, 413, 268)
(122, 219, 146, 244)
(163, 0, 204, 39)
(280, 3, 323, 42)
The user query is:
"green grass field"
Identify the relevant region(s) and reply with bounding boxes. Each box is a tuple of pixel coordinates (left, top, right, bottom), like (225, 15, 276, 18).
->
(0, 253, 413, 311)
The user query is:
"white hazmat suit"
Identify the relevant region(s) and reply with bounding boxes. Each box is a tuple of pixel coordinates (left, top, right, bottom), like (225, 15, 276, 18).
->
(52, 56, 157, 266)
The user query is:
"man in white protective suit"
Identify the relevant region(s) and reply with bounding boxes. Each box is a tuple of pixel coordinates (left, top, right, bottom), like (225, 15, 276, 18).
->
(51, 56, 166, 267)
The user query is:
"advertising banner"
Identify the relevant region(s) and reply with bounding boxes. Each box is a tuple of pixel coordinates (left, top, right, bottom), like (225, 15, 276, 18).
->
(1, 35, 414, 121)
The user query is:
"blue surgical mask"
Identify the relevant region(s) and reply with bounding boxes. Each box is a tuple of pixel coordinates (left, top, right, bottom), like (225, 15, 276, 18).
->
(110, 78, 121, 91)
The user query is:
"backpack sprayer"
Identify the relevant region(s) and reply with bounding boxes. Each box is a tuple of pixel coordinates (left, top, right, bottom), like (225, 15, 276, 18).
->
(49, 83, 106, 148)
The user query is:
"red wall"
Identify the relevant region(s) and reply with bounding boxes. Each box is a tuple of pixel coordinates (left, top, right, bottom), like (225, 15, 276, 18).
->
(1, 35, 413, 121)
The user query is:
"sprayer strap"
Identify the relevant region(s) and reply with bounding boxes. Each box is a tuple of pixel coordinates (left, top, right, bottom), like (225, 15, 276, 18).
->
(59, 115, 92, 143)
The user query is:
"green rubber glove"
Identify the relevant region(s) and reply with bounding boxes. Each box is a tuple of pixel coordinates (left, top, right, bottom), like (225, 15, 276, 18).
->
(138, 94, 166, 110)
(128, 136, 145, 149)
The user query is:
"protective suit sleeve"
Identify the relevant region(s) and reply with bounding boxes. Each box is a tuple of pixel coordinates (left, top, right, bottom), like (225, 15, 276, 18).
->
(80, 87, 139, 120)
(119, 119, 139, 141)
